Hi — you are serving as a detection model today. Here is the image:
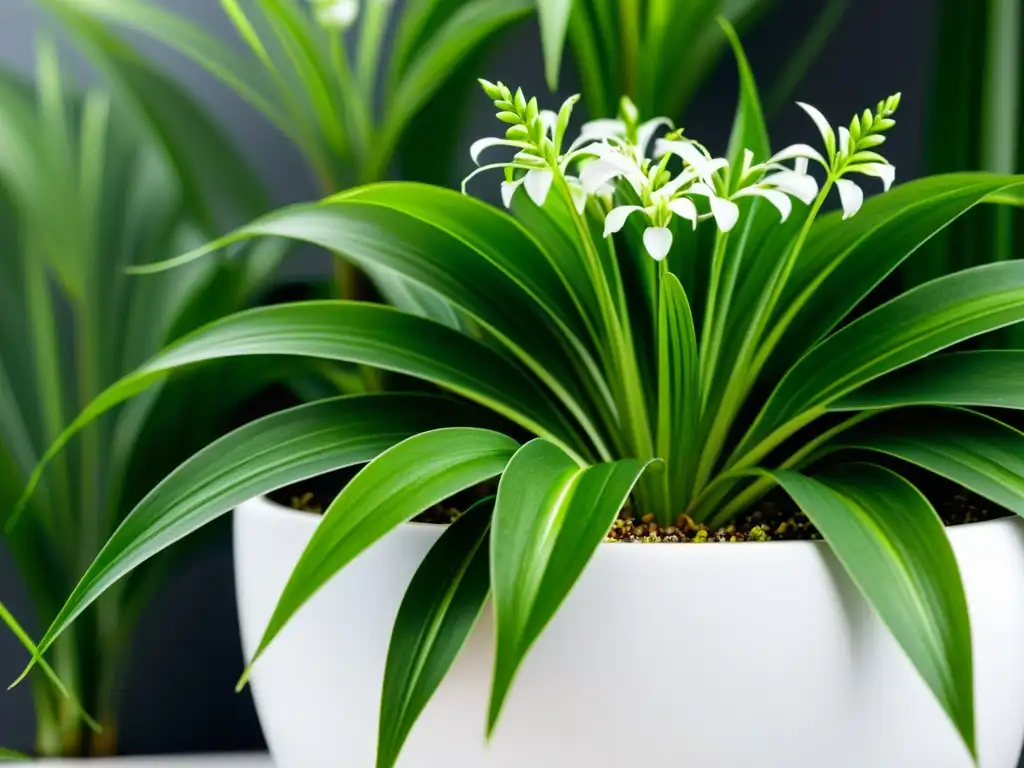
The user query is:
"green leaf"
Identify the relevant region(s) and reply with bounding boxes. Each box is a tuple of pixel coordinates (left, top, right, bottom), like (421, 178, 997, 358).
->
(738, 261, 1024, 462)
(342, 183, 591, 344)
(12, 302, 576, 528)
(384, 0, 533, 156)
(0, 748, 29, 761)
(21, 394, 474, 676)
(764, 174, 1024, 376)
(536, 0, 573, 91)
(0, 599, 100, 733)
(844, 408, 1024, 517)
(43, 2, 270, 230)
(657, 272, 699, 510)
(772, 464, 975, 760)
(377, 498, 493, 768)
(832, 351, 1024, 411)
(131, 194, 606, 457)
(488, 439, 652, 733)
(243, 427, 518, 683)
(722, 18, 769, 175)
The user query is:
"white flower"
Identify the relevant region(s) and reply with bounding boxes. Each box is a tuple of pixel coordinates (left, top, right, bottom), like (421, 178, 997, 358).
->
(594, 138, 739, 260)
(465, 93, 596, 211)
(789, 99, 898, 219)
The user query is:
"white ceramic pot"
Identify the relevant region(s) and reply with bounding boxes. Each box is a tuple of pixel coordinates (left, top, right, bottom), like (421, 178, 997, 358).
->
(234, 496, 1024, 768)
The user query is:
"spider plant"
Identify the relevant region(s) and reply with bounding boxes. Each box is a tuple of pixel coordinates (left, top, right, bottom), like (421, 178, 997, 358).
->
(0, 44, 281, 755)
(13, 23, 1024, 768)
(905, 0, 1023, 346)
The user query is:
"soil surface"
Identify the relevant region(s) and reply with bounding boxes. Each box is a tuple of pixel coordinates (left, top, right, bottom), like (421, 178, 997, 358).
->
(271, 473, 1009, 544)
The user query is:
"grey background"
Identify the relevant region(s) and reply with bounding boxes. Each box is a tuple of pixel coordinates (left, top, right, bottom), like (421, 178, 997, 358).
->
(0, 0, 966, 755)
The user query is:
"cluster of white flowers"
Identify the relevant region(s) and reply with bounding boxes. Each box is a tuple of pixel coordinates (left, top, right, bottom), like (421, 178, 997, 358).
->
(466, 85, 899, 261)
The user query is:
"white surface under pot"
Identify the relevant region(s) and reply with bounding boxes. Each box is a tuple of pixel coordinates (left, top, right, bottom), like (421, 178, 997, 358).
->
(234, 495, 1024, 768)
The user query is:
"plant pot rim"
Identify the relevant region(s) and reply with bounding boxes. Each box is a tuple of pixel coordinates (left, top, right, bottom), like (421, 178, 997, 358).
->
(238, 494, 1020, 556)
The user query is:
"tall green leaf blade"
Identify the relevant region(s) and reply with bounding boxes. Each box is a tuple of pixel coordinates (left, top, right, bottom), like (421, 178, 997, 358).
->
(0, 600, 99, 732)
(722, 18, 769, 174)
(738, 261, 1024, 460)
(488, 439, 651, 733)
(12, 301, 574, 524)
(21, 394, 475, 672)
(0, 748, 28, 761)
(832, 351, 1024, 411)
(536, 0, 573, 91)
(844, 408, 1024, 517)
(54, 11, 269, 227)
(40, 0, 280, 124)
(377, 498, 493, 768)
(386, 0, 532, 145)
(657, 273, 699, 508)
(772, 465, 975, 760)
(244, 428, 518, 680)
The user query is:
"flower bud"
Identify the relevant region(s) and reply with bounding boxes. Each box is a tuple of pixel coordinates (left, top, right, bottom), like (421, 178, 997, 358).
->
(478, 79, 504, 101)
(619, 96, 640, 130)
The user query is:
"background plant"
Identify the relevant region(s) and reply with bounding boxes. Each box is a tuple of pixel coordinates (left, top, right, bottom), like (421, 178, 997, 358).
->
(536, 0, 847, 120)
(13, 19, 1024, 768)
(905, 0, 1023, 350)
(0, 44, 284, 755)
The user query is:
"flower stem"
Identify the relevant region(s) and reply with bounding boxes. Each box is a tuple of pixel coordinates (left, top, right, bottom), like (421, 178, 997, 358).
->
(556, 177, 654, 473)
(692, 181, 833, 492)
(698, 231, 731, 407)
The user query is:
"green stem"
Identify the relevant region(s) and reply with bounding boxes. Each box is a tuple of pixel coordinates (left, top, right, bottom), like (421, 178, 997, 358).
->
(693, 181, 833, 490)
(700, 410, 880, 527)
(557, 177, 651, 460)
(655, 259, 673, 520)
(698, 231, 731, 406)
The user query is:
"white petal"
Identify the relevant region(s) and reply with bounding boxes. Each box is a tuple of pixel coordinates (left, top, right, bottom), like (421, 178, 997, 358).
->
(732, 186, 793, 222)
(857, 162, 897, 191)
(796, 102, 835, 148)
(838, 126, 852, 156)
(524, 168, 554, 207)
(794, 157, 810, 176)
(470, 137, 525, 165)
(660, 168, 700, 197)
(709, 196, 740, 232)
(500, 178, 524, 208)
(580, 159, 624, 195)
(768, 143, 828, 168)
(836, 178, 864, 219)
(668, 197, 698, 229)
(580, 153, 646, 195)
(689, 184, 741, 232)
(763, 170, 819, 205)
(603, 205, 645, 237)
(643, 227, 673, 261)
(540, 110, 559, 137)
(581, 119, 626, 140)
(637, 117, 673, 155)
(655, 138, 706, 166)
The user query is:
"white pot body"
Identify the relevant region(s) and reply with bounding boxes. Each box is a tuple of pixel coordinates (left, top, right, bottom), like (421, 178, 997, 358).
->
(234, 496, 1024, 768)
